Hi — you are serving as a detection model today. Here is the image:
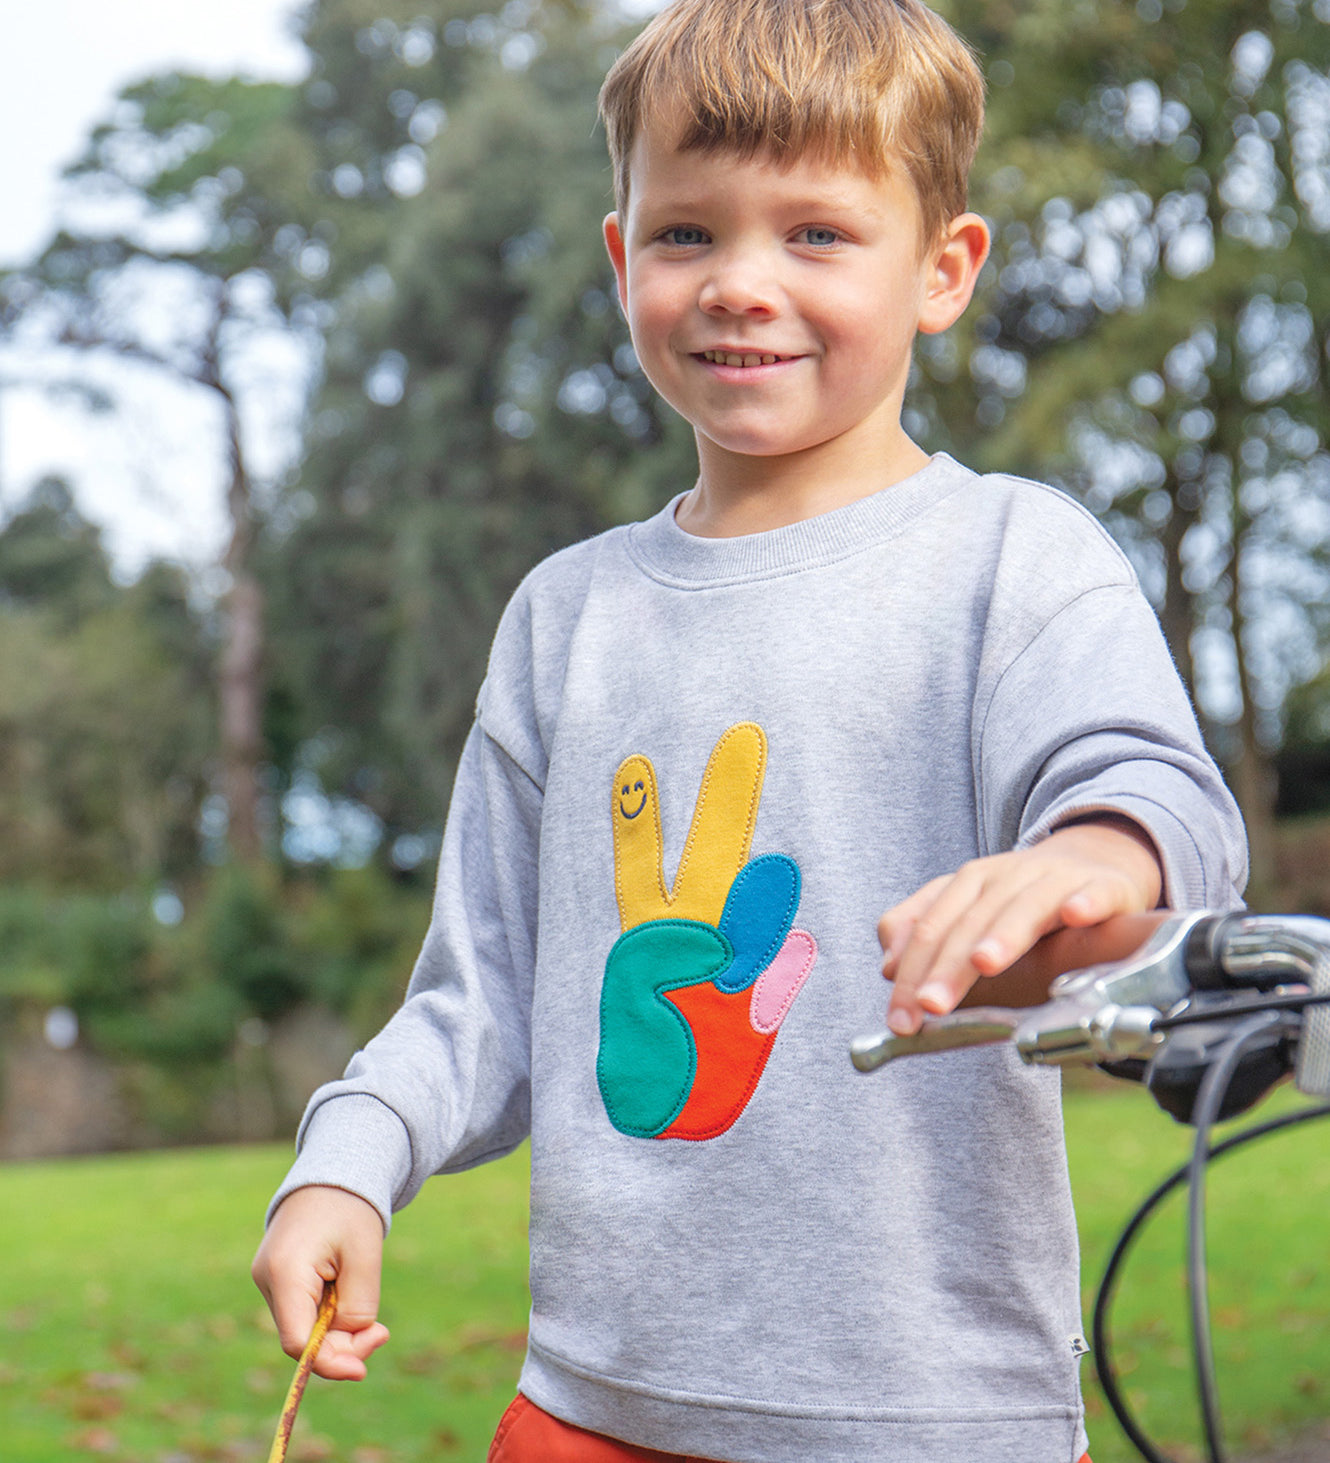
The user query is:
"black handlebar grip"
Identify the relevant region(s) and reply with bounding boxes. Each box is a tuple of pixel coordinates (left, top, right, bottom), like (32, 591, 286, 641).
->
(1182, 913, 1240, 991)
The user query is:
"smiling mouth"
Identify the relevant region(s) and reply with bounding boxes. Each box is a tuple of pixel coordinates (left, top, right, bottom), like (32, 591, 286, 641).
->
(698, 350, 794, 368)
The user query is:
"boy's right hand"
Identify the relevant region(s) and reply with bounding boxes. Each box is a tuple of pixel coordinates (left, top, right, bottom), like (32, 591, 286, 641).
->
(252, 1185, 391, 1381)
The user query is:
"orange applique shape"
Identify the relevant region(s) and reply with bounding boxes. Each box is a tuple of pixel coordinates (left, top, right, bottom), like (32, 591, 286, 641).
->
(658, 981, 778, 1141)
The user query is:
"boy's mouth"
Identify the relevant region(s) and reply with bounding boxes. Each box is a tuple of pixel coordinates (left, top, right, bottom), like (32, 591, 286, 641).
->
(697, 350, 793, 368)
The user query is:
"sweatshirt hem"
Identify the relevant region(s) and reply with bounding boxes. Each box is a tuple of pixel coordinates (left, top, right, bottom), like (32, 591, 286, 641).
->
(521, 1341, 1086, 1463)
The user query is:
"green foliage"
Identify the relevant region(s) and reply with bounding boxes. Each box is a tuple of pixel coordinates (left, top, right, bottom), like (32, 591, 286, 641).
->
(57, 896, 154, 1019)
(36, 71, 321, 312)
(0, 886, 82, 1006)
(0, 866, 431, 1123)
(290, 864, 429, 1027)
(259, 0, 695, 834)
(0, 476, 115, 624)
(0, 483, 213, 888)
(927, 0, 1330, 759)
(909, 0, 1330, 891)
(2, 1, 699, 859)
(0, 887, 150, 1019)
(0, 58, 351, 867)
(203, 867, 312, 1021)
(93, 980, 244, 1070)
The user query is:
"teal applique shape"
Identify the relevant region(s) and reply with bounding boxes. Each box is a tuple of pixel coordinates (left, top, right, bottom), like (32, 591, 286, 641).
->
(597, 918, 733, 1138)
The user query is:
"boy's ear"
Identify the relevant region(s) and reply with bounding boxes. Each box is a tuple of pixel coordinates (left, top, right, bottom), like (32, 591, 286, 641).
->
(603, 213, 629, 314)
(918, 213, 990, 336)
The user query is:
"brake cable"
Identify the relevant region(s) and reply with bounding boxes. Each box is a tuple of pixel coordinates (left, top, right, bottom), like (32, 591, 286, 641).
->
(1091, 1095, 1330, 1463)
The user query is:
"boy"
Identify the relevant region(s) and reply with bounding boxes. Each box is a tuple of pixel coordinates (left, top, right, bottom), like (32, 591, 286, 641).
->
(253, 1, 1247, 1459)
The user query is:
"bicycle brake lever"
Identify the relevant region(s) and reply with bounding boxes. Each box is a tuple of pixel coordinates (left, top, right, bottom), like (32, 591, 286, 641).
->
(1011, 911, 1213, 1066)
(853, 911, 1214, 1074)
(1197, 913, 1330, 1096)
(850, 1009, 1019, 1071)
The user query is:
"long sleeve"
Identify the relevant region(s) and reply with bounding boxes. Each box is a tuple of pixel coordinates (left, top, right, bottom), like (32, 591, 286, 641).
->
(268, 720, 542, 1229)
(971, 512, 1247, 909)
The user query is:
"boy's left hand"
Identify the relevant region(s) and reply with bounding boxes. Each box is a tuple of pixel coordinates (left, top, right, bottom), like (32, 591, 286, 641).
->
(879, 818, 1163, 1036)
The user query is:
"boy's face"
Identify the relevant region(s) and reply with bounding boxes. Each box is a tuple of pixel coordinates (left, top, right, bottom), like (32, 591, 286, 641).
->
(604, 118, 987, 483)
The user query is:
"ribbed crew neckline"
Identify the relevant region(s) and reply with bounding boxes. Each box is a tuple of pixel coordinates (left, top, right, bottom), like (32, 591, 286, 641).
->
(625, 453, 973, 587)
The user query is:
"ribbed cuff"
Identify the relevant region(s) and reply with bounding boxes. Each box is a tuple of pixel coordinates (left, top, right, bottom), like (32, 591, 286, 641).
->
(1020, 792, 1207, 909)
(265, 1094, 414, 1232)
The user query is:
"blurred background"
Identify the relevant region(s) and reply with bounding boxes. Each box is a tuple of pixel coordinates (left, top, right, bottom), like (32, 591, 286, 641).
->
(8, 0, 1330, 1156)
(1, 2, 1330, 1457)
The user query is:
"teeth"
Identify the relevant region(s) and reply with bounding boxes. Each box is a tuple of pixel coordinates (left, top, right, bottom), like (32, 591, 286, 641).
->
(702, 350, 785, 367)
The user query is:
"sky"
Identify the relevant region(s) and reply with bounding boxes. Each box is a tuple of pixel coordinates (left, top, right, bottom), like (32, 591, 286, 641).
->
(0, 0, 310, 573)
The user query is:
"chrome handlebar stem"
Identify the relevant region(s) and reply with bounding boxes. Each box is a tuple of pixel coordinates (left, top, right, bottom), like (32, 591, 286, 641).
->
(1203, 914, 1330, 1096)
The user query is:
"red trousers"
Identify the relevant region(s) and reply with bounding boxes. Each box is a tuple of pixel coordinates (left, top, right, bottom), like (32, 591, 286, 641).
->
(488, 1393, 1093, 1463)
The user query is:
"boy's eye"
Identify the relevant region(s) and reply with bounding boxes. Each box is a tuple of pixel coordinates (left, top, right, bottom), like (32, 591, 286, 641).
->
(661, 226, 709, 246)
(797, 227, 841, 247)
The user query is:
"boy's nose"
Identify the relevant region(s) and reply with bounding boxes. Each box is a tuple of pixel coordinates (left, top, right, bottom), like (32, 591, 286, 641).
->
(697, 251, 780, 317)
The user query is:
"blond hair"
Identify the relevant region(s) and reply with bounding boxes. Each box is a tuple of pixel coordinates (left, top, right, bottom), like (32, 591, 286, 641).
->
(599, 0, 985, 245)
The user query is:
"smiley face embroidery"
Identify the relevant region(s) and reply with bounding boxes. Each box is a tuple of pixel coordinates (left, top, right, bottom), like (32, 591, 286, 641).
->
(620, 778, 648, 820)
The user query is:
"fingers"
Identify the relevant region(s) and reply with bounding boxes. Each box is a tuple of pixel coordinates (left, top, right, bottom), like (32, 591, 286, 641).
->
(252, 1185, 390, 1382)
(612, 725, 772, 931)
(311, 1240, 390, 1382)
(882, 861, 1047, 1035)
(304, 1319, 392, 1381)
(878, 823, 1162, 1036)
(611, 753, 667, 928)
(673, 722, 768, 925)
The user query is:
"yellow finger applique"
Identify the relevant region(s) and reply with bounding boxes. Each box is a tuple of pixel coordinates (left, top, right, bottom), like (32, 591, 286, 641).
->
(612, 753, 668, 926)
(612, 722, 767, 930)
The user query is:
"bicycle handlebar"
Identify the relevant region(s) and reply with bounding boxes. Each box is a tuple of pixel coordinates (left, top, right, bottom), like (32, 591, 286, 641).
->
(851, 911, 1330, 1462)
(851, 910, 1330, 1102)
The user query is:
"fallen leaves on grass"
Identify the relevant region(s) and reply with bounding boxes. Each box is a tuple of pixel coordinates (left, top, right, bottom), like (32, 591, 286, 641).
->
(291, 1435, 335, 1461)
(247, 1367, 280, 1395)
(397, 1326, 527, 1375)
(46, 1368, 139, 1425)
(68, 1426, 118, 1454)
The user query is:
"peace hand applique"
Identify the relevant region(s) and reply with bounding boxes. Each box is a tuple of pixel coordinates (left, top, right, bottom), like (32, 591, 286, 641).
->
(597, 723, 818, 1141)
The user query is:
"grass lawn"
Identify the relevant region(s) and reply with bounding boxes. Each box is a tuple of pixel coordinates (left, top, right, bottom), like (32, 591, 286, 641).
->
(1067, 1079, 1330, 1463)
(0, 1082, 1326, 1462)
(0, 1143, 531, 1462)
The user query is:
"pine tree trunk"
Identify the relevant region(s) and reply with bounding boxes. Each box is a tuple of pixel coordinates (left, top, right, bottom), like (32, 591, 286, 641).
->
(1227, 513, 1276, 906)
(1158, 479, 1196, 695)
(218, 383, 265, 864)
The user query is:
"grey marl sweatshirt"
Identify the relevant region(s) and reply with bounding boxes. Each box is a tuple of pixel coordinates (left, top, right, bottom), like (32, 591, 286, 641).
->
(272, 453, 1247, 1463)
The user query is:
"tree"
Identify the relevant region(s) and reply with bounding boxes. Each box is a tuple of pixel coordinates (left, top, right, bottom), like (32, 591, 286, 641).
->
(260, 0, 694, 844)
(0, 474, 116, 623)
(0, 73, 327, 862)
(920, 0, 1330, 896)
(0, 480, 213, 886)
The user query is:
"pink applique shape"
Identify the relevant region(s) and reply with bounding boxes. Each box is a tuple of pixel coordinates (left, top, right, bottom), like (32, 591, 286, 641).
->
(750, 929, 818, 1034)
